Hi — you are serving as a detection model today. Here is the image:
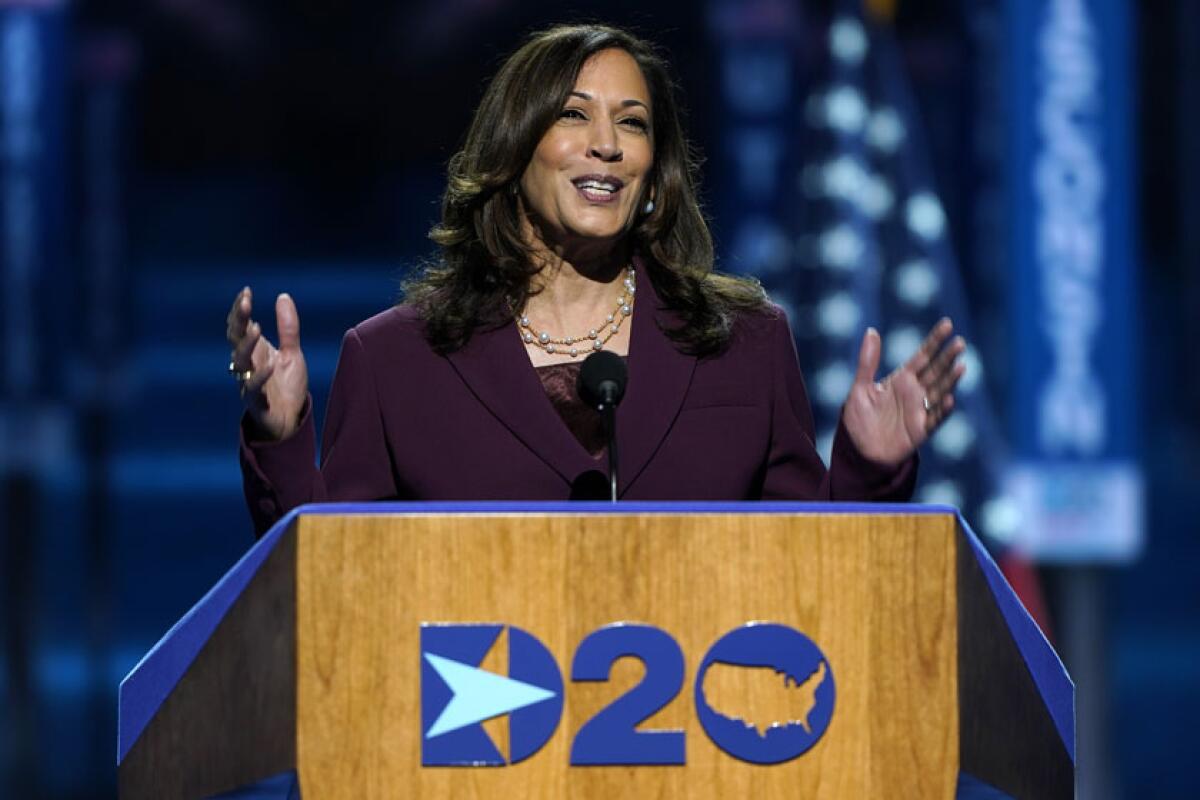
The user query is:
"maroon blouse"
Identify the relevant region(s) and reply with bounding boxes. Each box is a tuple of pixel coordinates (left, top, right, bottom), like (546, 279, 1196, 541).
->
(535, 362, 606, 458)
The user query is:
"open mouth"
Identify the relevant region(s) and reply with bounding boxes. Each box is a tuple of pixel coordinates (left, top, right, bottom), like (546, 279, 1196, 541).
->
(572, 175, 625, 203)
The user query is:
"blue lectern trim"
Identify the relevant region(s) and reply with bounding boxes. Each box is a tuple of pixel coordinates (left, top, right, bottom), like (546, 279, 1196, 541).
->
(117, 504, 305, 763)
(276, 500, 962, 515)
(955, 770, 1015, 799)
(207, 769, 301, 799)
(116, 501, 1074, 766)
(958, 514, 1076, 762)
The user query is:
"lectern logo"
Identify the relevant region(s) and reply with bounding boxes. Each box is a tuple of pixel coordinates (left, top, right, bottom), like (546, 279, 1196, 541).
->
(420, 621, 834, 768)
(694, 623, 836, 764)
(420, 624, 563, 766)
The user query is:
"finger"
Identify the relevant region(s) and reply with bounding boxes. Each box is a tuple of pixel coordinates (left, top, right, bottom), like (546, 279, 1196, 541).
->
(241, 360, 276, 397)
(919, 335, 966, 384)
(930, 360, 966, 400)
(226, 286, 253, 345)
(226, 287, 250, 331)
(854, 327, 882, 386)
(926, 393, 956, 432)
(250, 332, 274, 370)
(276, 293, 301, 353)
(231, 321, 262, 372)
(921, 361, 965, 415)
(906, 317, 953, 375)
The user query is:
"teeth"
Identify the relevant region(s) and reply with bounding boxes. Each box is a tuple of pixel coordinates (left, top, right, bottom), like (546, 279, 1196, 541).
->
(578, 180, 618, 193)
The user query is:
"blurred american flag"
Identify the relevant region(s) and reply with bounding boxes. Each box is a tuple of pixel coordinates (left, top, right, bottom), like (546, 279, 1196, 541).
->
(765, 1, 1051, 632)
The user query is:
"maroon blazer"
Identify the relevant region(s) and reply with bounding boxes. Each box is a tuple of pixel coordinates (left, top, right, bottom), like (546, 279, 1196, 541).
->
(239, 264, 916, 535)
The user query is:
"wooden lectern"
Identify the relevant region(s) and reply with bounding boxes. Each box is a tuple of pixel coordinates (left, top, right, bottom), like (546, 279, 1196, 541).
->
(118, 502, 1074, 799)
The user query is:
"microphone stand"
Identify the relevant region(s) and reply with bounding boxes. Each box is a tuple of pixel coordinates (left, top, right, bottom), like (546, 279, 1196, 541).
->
(598, 391, 618, 502)
(578, 350, 626, 503)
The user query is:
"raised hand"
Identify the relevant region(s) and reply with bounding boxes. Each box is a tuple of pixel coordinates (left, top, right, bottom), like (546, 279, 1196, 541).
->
(841, 318, 966, 467)
(226, 287, 309, 441)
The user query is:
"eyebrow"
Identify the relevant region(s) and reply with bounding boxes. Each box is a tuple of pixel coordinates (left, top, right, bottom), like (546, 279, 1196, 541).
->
(569, 91, 649, 111)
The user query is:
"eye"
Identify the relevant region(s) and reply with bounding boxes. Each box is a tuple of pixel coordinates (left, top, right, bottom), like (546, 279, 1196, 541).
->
(620, 116, 650, 133)
(559, 108, 588, 121)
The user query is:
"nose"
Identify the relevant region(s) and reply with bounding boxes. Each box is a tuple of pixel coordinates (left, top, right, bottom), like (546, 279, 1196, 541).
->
(588, 120, 622, 162)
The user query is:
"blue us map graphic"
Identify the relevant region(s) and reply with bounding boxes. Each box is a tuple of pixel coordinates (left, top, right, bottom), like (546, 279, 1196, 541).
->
(420, 624, 564, 766)
(694, 623, 836, 764)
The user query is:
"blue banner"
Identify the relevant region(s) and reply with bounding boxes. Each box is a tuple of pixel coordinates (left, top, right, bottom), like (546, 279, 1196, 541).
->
(1, 0, 67, 405)
(1006, 0, 1142, 561)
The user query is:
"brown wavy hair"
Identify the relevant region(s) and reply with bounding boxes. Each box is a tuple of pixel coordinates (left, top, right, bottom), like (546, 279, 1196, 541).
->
(403, 23, 767, 356)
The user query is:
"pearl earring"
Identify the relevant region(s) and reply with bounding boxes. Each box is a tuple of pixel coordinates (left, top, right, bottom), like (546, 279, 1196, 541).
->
(643, 199, 655, 214)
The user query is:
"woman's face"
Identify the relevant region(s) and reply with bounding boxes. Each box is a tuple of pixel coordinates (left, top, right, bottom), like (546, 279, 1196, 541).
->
(519, 48, 654, 256)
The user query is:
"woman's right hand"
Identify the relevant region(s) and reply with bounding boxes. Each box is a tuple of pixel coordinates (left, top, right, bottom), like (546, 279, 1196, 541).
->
(226, 287, 309, 441)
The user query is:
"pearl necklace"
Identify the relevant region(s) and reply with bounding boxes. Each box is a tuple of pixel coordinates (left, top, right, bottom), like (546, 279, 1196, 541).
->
(517, 266, 635, 358)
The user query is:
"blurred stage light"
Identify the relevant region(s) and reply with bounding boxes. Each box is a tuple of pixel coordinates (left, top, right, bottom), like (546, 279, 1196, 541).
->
(824, 85, 868, 134)
(893, 258, 940, 306)
(980, 495, 1022, 545)
(814, 362, 854, 408)
(905, 191, 946, 241)
(885, 324, 923, 368)
(932, 415, 976, 459)
(866, 107, 906, 153)
(958, 344, 982, 394)
(830, 17, 868, 66)
(859, 173, 894, 219)
(918, 480, 964, 509)
(818, 223, 864, 270)
(817, 291, 862, 338)
(822, 154, 867, 201)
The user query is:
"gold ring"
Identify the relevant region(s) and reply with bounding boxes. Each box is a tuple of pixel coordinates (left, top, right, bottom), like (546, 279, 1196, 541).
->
(229, 360, 254, 384)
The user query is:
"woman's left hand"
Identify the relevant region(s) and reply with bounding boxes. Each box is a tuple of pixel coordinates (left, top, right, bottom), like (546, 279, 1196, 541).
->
(841, 318, 966, 467)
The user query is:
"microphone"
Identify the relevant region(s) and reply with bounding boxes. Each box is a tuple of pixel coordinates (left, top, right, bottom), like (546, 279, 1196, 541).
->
(578, 350, 627, 408)
(578, 351, 628, 502)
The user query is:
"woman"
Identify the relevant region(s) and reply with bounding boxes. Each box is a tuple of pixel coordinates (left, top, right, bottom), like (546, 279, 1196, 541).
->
(226, 24, 964, 536)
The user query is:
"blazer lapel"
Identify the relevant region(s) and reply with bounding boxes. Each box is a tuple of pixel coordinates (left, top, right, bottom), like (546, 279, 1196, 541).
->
(618, 258, 697, 495)
(445, 258, 697, 496)
(446, 320, 593, 485)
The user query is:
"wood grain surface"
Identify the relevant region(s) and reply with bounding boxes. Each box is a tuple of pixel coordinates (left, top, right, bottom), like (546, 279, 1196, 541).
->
(294, 512, 960, 798)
